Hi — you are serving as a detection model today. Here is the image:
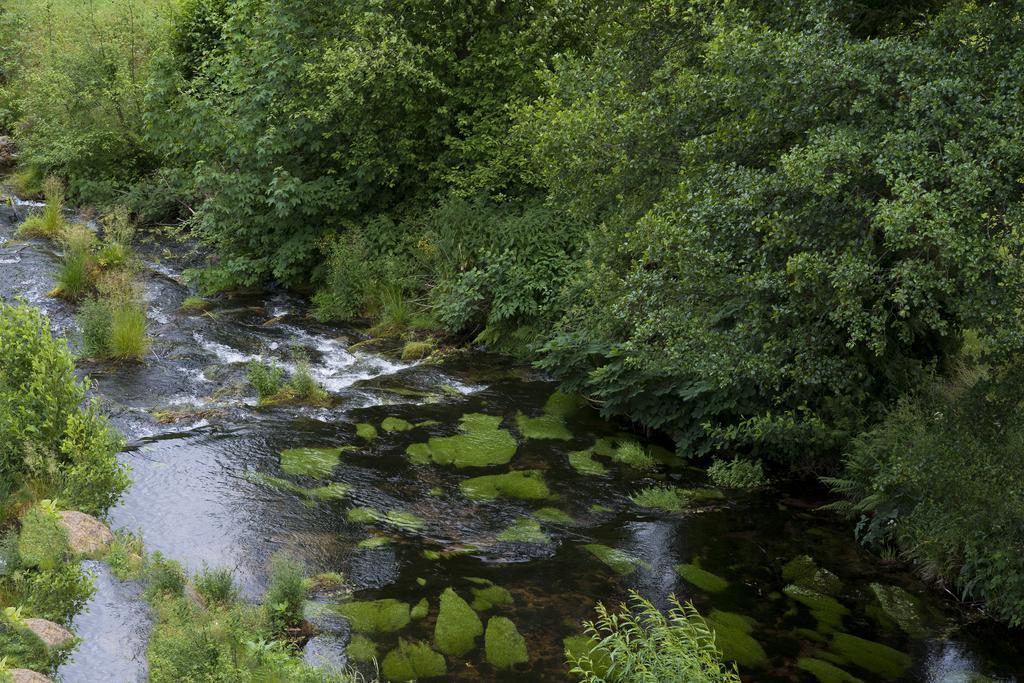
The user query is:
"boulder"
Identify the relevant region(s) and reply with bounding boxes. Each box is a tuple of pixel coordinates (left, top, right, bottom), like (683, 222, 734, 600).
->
(10, 670, 54, 683)
(58, 511, 113, 556)
(22, 618, 75, 649)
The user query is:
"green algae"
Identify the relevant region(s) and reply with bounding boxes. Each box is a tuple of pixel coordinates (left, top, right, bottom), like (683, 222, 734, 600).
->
(346, 634, 378, 663)
(563, 635, 611, 677)
(306, 483, 350, 500)
(675, 562, 729, 592)
(416, 577, 427, 587)
(707, 609, 767, 668)
(868, 583, 926, 637)
(406, 413, 517, 468)
(427, 487, 444, 497)
(783, 555, 842, 595)
(346, 507, 424, 531)
(381, 416, 414, 432)
(471, 582, 514, 611)
(485, 616, 529, 670)
(568, 449, 609, 476)
(589, 504, 612, 514)
(516, 411, 572, 440)
(798, 657, 864, 683)
(337, 598, 411, 634)
(416, 420, 441, 428)
(382, 638, 447, 681)
(249, 472, 349, 501)
(434, 587, 483, 656)
(533, 507, 574, 525)
(279, 447, 341, 477)
(356, 423, 378, 440)
(460, 470, 550, 501)
(347, 507, 379, 524)
(830, 633, 911, 680)
(784, 584, 849, 630)
(411, 597, 429, 620)
(496, 518, 551, 544)
(583, 544, 648, 575)
(357, 536, 392, 550)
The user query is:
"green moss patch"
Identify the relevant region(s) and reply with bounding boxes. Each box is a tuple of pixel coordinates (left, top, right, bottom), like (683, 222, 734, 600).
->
(411, 597, 429, 620)
(784, 584, 849, 631)
(356, 423, 378, 440)
(346, 634, 378, 663)
(798, 657, 864, 683)
(568, 449, 609, 476)
(868, 583, 926, 637)
(460, 470, 550, 501)
(564, 635, 611, 677)
(382, 638, 447, 681)
(485, 616, 529, 670)
(783, 555, 842, 595)
(249, 473, 350, 502)
(830, 633, 911, 680)
(516, 412, 572, 440)
(382, 417, 414, 432)
(279, 447, 342, 478)
(347, 507, 378, 524)
(707, 609, 767, 668)
(583, 544, 648, 575)
(675, 563, 729, 592)
(406, 413, 517, 468)
(357, 536, 391, 550)
(337, 598, 411, 634)
(533, 507, 574, 525)
(496, 518, 551, 544)
(306, 483, 350, 500)
(345, 507, 425, 532)
(470, 581, 514, 611)
(434, 587, 483, 656)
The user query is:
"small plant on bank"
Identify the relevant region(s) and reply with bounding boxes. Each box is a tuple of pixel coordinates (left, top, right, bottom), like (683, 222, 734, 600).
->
(145, 552, 187, 599)
(568, 590, 740, 683)
(106, 531, 145, 582)
(194, 565, 238, 606)
(707, 459, 767, 490)
(16, 176, 65, 239)
(265, 553, 306, 634)
(248, 359, 285, 401)
(629, 486, 688, 512)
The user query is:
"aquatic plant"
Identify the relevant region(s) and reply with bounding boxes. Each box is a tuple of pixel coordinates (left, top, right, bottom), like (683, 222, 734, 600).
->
(516, 411, 572, 440)
(583, 544, 648, 576)
(485, 616, 528, 670)
(830, 633, 910, 680)
(265, 553, 306, 632)
(568, 591, 740, 682)
(248, 360, 286, 400)
(380, 417, 413, 432)
(346, 634, 378, 663)
(411, 598, 429, 620)
(16, 176, 65, 239)
(783, 584, 849, 631)
(178, 296, 210, 314)
(108, 299, 150, 360)
(533, 507, 574, 525)
(675, 563, 729, 593)
(381, 638, 446, 681)
(567, 449, 608, 476)
(470, 581, 513, 611)
(496, 518, 550, 544)
(459, 470, 550, 501)
(279, 447, 342, 478)
(337, 599, 411, 634)
(407, 413, 517, 468)
(357, 536, 391, 550)
(434, 587, 482, 656)
(796, 657, 863, 683)
(355, 423, 378, 441)
(782, 556, 841, 595)
(707, 458, 768, 490)
(705, 610, 767, 668)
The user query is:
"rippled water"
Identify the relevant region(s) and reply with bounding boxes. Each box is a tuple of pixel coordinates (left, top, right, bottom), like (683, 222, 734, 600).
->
(1, 202, 1022, 682)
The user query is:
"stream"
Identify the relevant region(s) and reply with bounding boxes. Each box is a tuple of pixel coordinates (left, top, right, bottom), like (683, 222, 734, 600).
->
(1, 200, 1022, 682)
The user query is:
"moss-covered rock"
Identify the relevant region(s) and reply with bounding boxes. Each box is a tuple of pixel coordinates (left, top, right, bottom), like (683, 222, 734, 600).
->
(798, 657, 864, 683)
(830, 633, 911, 680)
(485, 616, 529, 670)
(280, 447, 342, 477)
(384, 510, 425, 532)
(346, 634, 378, 663)
(382, 417, 414, 432)
(675, 563, 729, 592)
(470, 581, 514, 611)
(782, 555, 842, 595)
(347, 507, 379, 524)
(707, 609, 767, 668)
(434, 587, 483, 656)
(568, 449, 609, 476)
(337, 599, 411, 633)
(516, 412, 572, 440)
(356, 423, 378, 441)
(306, 483, 350, 500)
(496, 518, 550, 544)
(563, 635, 611, 677)
(868, 583, 926, 638)
(460, 470, 550, 501)
(401, 340, 435, 361)
(381, 638, 447, 681)
(406, 413, 517, 468)
(533, 507, 574, 525)
(583, 544, 647, 575)
(784, 585, 849, 631)
(411, 598, 429, 620)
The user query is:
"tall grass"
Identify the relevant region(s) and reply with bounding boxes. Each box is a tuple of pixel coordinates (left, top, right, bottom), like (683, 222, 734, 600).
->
(54, 224, 97, 301)
(108, 299, 149, 360)
(17, 176, 66, 239)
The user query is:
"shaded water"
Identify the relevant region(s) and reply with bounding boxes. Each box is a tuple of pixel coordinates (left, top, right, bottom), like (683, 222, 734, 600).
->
(1, 201, 1022, 682)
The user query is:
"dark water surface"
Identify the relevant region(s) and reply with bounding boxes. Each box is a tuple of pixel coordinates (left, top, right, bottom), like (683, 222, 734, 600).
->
(2, 202, 1022, 682)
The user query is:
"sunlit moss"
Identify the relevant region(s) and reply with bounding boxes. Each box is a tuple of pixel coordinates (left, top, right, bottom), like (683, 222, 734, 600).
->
(337, 598, 411, 634)
(784, 584, 849, 630)
(516, 411, 572, 440)
(830, 633, 911, 680)
(470, 581, 514, 611)
(707, 609, 767, 668)
(459, 470, 550, 500)
(434, 587, 483, 656)
(583, 544, 648, 575)
(346, 634, 378, 663)
(355, 423, 378, 440)
(345, 507, 424, 532)
(411, 598, 429, 620)
(347, 507, 378, 524)
(249, 473, 349, 502)
(485, 616, 529, 670)
(279, 447, 342, 477)
(382, 638, 447, 681)
(406, 413, 517, 468)
(568, 449, 609, 476)
(496, 518, 551, 544)
(381, 417, 413, 432)
(533, 507, 574, 525)
(797, 657, 864, 683)
(675, 563, 729, 593)
(783, 555, 841, 595)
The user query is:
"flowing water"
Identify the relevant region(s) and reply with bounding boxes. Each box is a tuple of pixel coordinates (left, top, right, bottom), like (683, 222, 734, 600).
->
(1, 200, 1022, 682)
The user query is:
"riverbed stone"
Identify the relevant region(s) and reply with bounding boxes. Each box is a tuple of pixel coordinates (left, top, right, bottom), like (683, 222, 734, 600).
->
(10, 670, 54, 683)
(57, 511, 113, 557)
(22, 618, 74, 649)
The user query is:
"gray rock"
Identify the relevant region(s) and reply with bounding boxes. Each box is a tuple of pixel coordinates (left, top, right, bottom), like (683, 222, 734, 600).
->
(10, 669, 54, 683)
(22, 618, 75, 649)
(58, 511, 114, 556)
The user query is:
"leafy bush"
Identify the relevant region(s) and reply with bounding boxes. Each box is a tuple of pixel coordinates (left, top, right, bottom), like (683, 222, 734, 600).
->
(0, 609, 49, 671)
(145, 552, 187, 599)
(568, 590, 740, 683)
(16, 502, 67, 571)
(194, 565, 237, 606)
(828, 367, 1024, 626)
(707, 459, 767, 490)
(264, 553, 305, 633)
(15, 562, 95, 626)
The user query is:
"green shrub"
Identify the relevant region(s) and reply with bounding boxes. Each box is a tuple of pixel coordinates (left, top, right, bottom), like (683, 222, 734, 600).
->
(145, 552, 187, 599)
(568, 590, 740, 683)
(106, 531, 145, 581)
(194, 565, 237, 606)
(247, 360, 285, 401)
(286, 349, 328, 404)
(78, 299, 114, 357)
(313, 237, 370, 322)
(16, 176, 65, 239)
(17, 502, 67, 571)
(264, 553, 305, 633)
(707, 459, 767, 490)
(0, 608, 49, 671)
(14, 562, 96, 625)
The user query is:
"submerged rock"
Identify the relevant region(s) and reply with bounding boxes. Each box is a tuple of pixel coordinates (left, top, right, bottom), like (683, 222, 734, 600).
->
(706, 610, 767, 668)
(407, 413, 517, 468)
(784, 584, 849, 630)
(58, 511, 113, 556)
(516, 411, 572, 440)
(868, 583, 927, 638)
(22, 618, 74, 649)
(675, 562, 729, 593)
(381, 417, 414, 432)
(829, 633, 911, 680)
(485, 616, 529, 670)
(783, 555, 842, 595)
(336, 598, 411, 634)
(411, 597, 430, 620)
(356, 423, 378, 440)
(459, 470, 550, 501)
(496, 518, 550, 544)
(434, 587, 483, 656)
(797, 657, 864, 683)
(382, 638, 447, 681)
(583, 544, 648, 575)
